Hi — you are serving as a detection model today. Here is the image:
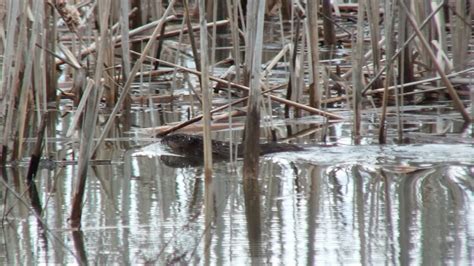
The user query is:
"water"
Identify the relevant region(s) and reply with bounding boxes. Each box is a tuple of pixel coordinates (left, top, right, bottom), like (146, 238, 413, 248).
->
(1, 134, 473, 264)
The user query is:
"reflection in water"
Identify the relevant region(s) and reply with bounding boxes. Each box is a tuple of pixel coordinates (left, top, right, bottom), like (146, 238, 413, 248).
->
(243, 177, 262, 264)
(0, 145, 473, 264)
(307, 166, 322, 266)
(203, 177, 214, 266)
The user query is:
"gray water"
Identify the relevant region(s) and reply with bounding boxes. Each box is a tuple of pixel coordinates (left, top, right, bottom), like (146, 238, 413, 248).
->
(0, 135, 473, 265)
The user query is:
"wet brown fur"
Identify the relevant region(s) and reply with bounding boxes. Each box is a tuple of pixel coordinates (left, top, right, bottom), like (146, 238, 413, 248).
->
(161, 133, 303, 160)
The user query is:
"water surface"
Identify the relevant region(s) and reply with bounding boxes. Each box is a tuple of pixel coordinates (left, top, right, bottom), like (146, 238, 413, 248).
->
(1, 137, 472, 264)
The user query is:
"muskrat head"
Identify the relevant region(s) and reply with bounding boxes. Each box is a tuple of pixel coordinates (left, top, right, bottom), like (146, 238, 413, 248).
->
(161, 133, 204, 157)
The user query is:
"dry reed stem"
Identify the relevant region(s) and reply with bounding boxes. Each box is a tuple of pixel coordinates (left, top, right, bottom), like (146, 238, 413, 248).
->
(209, 0, 218, 69)
(352, 0, 366, 143)
(363, 2, 445, 95)
(226, 0, 242, 83)
(342, 38, 385, 81)
(93, 0, 178, 155)
(1, 1, 27, 161)
(70, 0, 111, 229)
(149, 121, 245, 135)
(242, 0, 266, 178)
(65, 79, 95, 137)
(366, 0, 381, 89)
(0, 1, 18, 105)
(452, 0, 471, 72)
(285, 15, 301, 119)
(154, 85, 283, 136)
(103, 23, 116, 108)
(262, 44, 290, 78)
(43, 3, 57, 102)
(378, 0, 397, 144)
(55, 18, 228, 66)
(133, 52, 345, 120)
(367, 67, 474, 94)
(119, 0, 132, 80)
(307, 0, 321, 108)
(294, 27, 305, 117)
(184, 0, 202, 89)
(322, 0, 336, 45)
(398, 0, 471, 122)
(198, 0, 213, 179)
(16, 0, 43, 160)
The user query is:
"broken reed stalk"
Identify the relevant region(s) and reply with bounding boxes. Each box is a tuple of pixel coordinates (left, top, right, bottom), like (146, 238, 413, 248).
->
(132, 52, 344, 120)
(26, 113, 48, 183)
(199, 0, 213, 180)
(398, 0, 471, 123)
(242, 0, 266, 178)
(70, 0, 112, 229)
(92, 0, 178, 155)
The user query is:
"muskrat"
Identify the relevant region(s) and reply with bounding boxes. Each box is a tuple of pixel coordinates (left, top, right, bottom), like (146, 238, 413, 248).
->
(161, 133, 303, 160)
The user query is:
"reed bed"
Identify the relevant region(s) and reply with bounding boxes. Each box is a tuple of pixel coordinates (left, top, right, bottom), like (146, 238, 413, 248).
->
(0, 0, 472, 230)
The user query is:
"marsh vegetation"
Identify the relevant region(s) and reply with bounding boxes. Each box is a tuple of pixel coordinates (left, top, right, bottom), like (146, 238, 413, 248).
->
(0, 0, 473, 264)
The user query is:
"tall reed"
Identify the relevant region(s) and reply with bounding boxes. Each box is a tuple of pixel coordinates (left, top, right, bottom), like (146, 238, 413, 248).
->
(199, 0, 213, 179)
(242, 0, 266, 178)
(70, 0, 112, 229)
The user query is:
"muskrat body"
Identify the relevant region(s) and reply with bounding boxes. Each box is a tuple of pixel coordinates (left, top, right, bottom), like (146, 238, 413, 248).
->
(161, 133, 303, 160)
